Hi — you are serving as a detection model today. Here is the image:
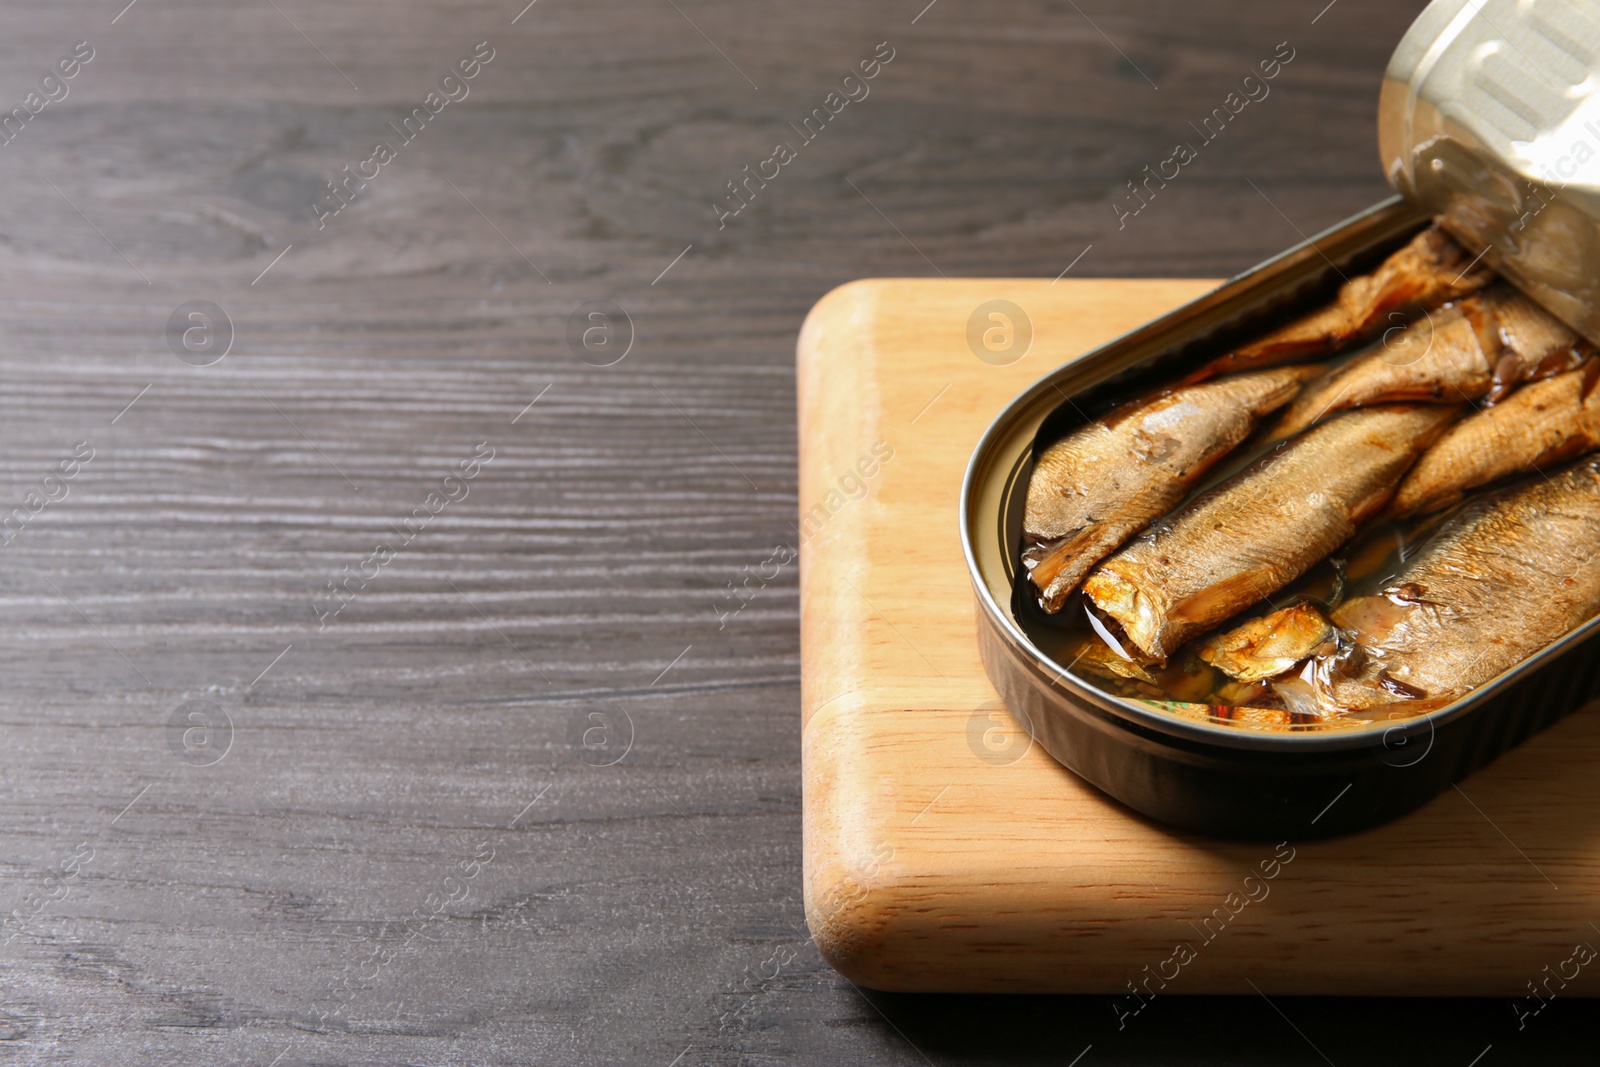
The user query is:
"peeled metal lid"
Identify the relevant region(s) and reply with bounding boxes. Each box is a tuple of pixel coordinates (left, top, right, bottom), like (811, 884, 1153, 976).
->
(1379, 0, 1600, 344)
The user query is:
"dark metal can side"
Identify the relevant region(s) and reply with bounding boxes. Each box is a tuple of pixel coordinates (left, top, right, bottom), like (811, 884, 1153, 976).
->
(960, 196, 1600, 840)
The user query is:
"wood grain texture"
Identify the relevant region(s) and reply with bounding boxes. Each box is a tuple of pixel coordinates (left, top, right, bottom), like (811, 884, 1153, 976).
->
(799, 277, 1600, 995)
(10, 0, 1595, 1063)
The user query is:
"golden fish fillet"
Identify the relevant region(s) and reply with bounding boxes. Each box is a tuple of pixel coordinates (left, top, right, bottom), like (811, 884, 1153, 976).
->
(1272, 304, 1490, 437)
(1392, 361, 1600, 517)
(1023, 365, 1318, 612)
(1199, 603, 1337, 683)
(1082, 405, 1457, 660)
(1275, 456, 1600, 719)
(1193, 224, 1492, 380)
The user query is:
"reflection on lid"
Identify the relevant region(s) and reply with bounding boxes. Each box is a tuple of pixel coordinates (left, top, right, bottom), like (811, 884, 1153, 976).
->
(1380, 0, 1600, 346)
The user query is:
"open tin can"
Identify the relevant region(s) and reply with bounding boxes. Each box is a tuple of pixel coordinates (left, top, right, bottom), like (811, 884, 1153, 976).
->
(961, 0, 1600, 839)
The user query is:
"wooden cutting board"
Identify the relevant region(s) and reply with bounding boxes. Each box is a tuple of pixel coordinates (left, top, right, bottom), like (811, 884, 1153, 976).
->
(798, 278, 1600, 995)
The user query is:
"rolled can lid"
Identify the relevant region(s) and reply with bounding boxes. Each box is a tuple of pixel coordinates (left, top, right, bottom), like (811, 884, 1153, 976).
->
(1379, 0, 1600, 344)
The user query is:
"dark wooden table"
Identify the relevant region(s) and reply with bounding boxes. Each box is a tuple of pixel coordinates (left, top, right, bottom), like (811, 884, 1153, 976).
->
(1, 1, 1593, 1063)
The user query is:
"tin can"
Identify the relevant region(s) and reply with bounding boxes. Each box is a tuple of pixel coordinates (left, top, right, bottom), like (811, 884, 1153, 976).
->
(1380, 0, 1600, 343)
(963, 0, 1600, 839)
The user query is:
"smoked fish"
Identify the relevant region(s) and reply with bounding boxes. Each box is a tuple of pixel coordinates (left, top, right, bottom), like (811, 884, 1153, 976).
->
(1273, 283, 1586, 437)
(1082, 405, 1457, 660)
(1023, 365, 1318, 613)
(1199, 603, 1338, 683)
(1275, 456, 1600, 718)
(1272, 304, 1490, 437)
(1392, 361, 1600, 517)
(1193, 224, 1492, 380)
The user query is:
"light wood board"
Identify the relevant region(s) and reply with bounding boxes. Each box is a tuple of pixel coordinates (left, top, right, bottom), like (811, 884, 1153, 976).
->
(798, 277, 1600, 995)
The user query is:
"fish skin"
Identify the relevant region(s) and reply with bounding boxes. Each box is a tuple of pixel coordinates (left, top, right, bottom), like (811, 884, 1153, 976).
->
(1277, 456, 1600, 718)
(1272, 284, 1586, 437)
(1023, 365, 1319, 613)
(1199, 603, 1337, 683)
(1191, 224, 1492, 380)
(1082, 405, 1457, 660)
(1392, 361, 1600, 517)
(1272, 304, 1491, 437)
(1478, 283, 1586, 402)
